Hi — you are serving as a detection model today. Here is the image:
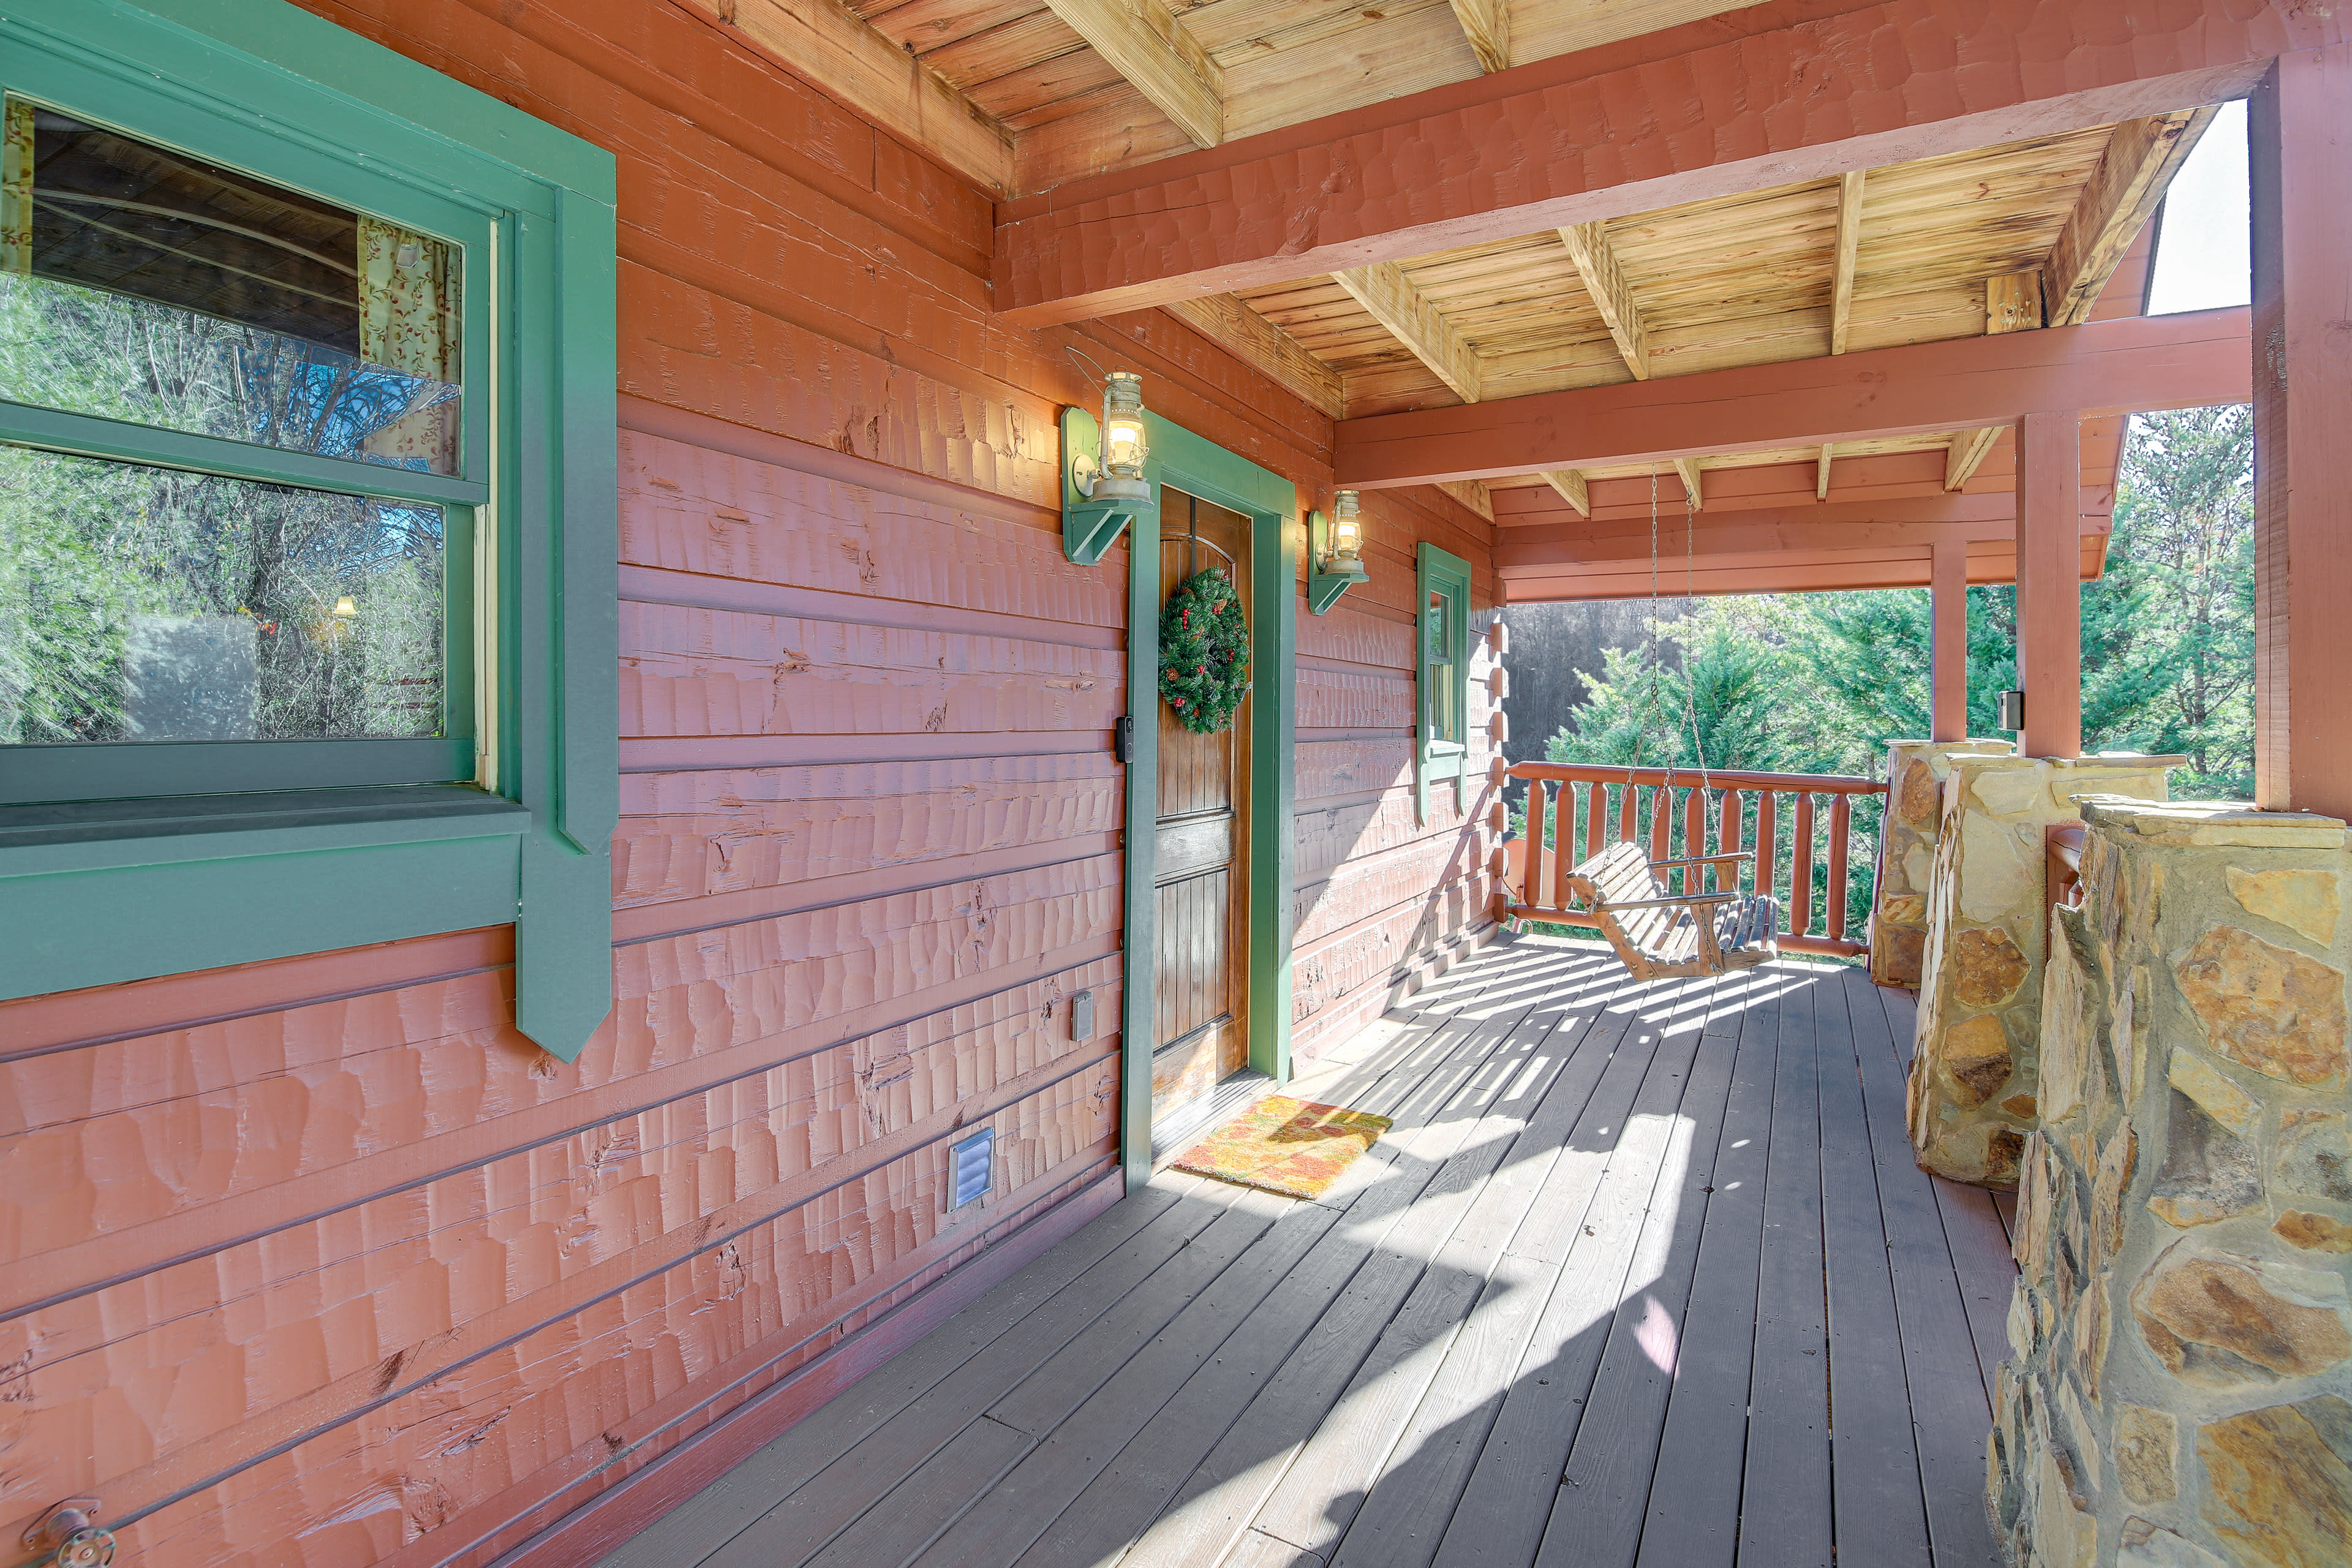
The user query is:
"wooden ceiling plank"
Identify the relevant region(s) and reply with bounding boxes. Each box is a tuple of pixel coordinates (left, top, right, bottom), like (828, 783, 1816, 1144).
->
(1331, 260, 1485, 402)
(1164, 295, 1347, 418)
(688, 0, 1016, 194)
(1542, 469, 1590, 516)
(1557, 221, 1649, 380)
(1447, 0, 1510, 74)
(1672, 455, 1705, 511)
(992, 0, 2316, 322)
(1039, 0, 1226, 148)
(1945, 268, 2045, 489)
(1830, 170, 1866, 355)
(2044, 108, 2218, 326)
(1333, 304, 2249, 487)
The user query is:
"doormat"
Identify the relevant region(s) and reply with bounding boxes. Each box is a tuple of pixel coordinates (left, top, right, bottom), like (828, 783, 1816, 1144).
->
(1172, 1095, 1393, 1200)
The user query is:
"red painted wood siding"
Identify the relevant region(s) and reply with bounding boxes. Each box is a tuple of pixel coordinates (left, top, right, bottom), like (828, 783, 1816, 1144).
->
(0, 2, 1498, 1563)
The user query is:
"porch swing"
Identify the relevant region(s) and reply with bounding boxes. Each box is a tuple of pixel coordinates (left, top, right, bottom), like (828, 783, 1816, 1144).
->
(1529, 470, 1780, 982)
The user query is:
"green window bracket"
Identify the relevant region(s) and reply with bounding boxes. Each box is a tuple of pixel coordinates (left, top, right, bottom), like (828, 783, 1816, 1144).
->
(1306, 508, 1369, 614)
(0, 0, 618, 1059)
(1060, 405, 1148, 566)
(1417, 542, 1473, 824)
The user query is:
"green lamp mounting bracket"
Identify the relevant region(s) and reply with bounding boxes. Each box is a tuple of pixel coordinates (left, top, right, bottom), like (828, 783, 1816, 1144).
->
(1307, 508, 1370, 615)
(1061, 405, 1148, 566)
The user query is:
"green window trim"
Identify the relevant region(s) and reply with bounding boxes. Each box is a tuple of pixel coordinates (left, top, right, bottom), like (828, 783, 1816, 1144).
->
(0, 0, 619, 1059)
(1417, 542, 1472, 825)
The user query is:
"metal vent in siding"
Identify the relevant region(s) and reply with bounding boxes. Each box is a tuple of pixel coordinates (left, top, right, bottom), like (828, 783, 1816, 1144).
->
(949, 1128, 995, 1210)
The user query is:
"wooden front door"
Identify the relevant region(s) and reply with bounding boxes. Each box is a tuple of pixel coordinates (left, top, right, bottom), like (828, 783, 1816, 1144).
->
(1152, 490, 1252, 1130)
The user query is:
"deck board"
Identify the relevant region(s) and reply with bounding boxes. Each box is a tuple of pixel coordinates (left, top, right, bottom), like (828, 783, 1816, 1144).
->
(609, 939, 2013, 1568)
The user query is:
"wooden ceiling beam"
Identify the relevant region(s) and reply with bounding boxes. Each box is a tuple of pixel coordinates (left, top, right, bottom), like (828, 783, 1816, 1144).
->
(1499, 534, 2110, 601)
(1039, 0, 1224, 150)
(1496, 497, 2085, 568)
(1817, 443, 1835, 500)
(686, 0, 1015, 195)
(990, 0, 2326, 324)
(1946, 268, 2047, 489)
(1829, 170, 1866, 356)
(1331, 261, 1484, 404)
(1558, 221, 1649, 380)
(1542, 469, 1590, 517)
(1447, 0, 1510, 75)
(1164, 295, 1345, 418)
(2045, 108, 2218, 325)
(1333, 305, 2249, 488)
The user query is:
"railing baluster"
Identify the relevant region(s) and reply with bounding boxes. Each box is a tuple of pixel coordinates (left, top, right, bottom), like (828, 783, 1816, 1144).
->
(1649, 784, 1672, 867)
(1757, 790, 1779, 933)
(1827, 791, 1852, 944)
(1719, 789, 1741, 891)
(1618, 778, 1640, 847)
(1793, 792, 1817, 939)
(1583, 782, 1604, 870)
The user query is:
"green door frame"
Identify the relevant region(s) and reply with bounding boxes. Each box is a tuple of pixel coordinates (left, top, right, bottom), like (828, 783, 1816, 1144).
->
(1120, 417, 1298, 1191)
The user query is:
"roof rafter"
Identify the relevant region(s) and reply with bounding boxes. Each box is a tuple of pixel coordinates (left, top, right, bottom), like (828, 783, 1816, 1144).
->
(1039, 0, 1225, 149)
(990, 0, 2323, 323)
(689, 0, 1015, 194)
(1332, 261, 1484, 404)
(1817, 444, 1835, 500)
(1558, 221, 1649, 380)
(1829, 170, 1866, 356)
(1542, 469, 1591, 517)
(1672, 456, 1706, 511)
(2045, 108, 2217, 323)
(1446, 0, 1510, 74)
(1335, 306, 2249, 488)
(1164, 295, 1346, 418)
(1947, 110, 2214, 489)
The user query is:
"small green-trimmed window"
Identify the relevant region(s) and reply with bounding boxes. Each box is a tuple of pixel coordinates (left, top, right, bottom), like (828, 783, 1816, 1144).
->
(0, 0, 617, 1057)
(1417, 542, 1472, 823)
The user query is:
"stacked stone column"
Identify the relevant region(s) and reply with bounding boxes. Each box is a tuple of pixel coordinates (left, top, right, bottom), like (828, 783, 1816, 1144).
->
(1908, 755, 2181, 1186)
(1991, 797, 2351, 1568)
(1874, 739, 2018, 987)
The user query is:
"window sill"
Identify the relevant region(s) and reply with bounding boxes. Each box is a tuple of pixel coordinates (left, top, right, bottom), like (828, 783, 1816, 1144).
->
(0, 785, 533, 1003)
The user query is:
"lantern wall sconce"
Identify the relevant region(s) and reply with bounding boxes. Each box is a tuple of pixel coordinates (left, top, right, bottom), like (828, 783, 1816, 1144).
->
(1060, 369, 1153, 566)
(1308, 490, 1370, 614)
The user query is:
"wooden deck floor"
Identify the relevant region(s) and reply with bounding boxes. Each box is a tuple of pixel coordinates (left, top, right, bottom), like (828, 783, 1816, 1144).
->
(601, 935, 2021, 1568)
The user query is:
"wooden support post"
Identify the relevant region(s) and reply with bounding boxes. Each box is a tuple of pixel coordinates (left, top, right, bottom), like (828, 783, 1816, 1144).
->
(2015, 410, 2083, 759)
(1931, 538, 1969, 742)
(2250, 45, 2352, 818)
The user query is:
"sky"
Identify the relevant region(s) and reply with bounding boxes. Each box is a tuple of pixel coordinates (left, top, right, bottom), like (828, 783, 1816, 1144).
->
(2144, 100, 2250, 314)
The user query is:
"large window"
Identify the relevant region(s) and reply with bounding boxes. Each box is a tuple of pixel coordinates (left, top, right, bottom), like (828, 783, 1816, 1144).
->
(1417, 543, 1472, 822)
(0, 0, 616, 1057)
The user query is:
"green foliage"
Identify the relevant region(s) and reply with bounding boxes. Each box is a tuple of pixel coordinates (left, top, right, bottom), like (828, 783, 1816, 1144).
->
(0, 273, 445, 744)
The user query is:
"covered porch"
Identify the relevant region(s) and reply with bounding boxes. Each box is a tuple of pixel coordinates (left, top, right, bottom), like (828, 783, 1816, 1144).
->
(600, 934, 2019, 1568)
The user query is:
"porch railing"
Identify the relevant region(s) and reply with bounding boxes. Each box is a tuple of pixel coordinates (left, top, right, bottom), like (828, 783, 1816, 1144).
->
(1500, 762, 1889, 958)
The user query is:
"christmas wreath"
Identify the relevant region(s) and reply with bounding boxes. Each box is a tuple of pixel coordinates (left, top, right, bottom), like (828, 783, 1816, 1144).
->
(1159, 567, 1252, 734)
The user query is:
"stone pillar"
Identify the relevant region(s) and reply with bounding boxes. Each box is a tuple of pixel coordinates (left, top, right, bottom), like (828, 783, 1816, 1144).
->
(1907, 754, 2180, 1186)
(1872, 738, 2013, 988)
(1991, 797, 2351, 1568)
